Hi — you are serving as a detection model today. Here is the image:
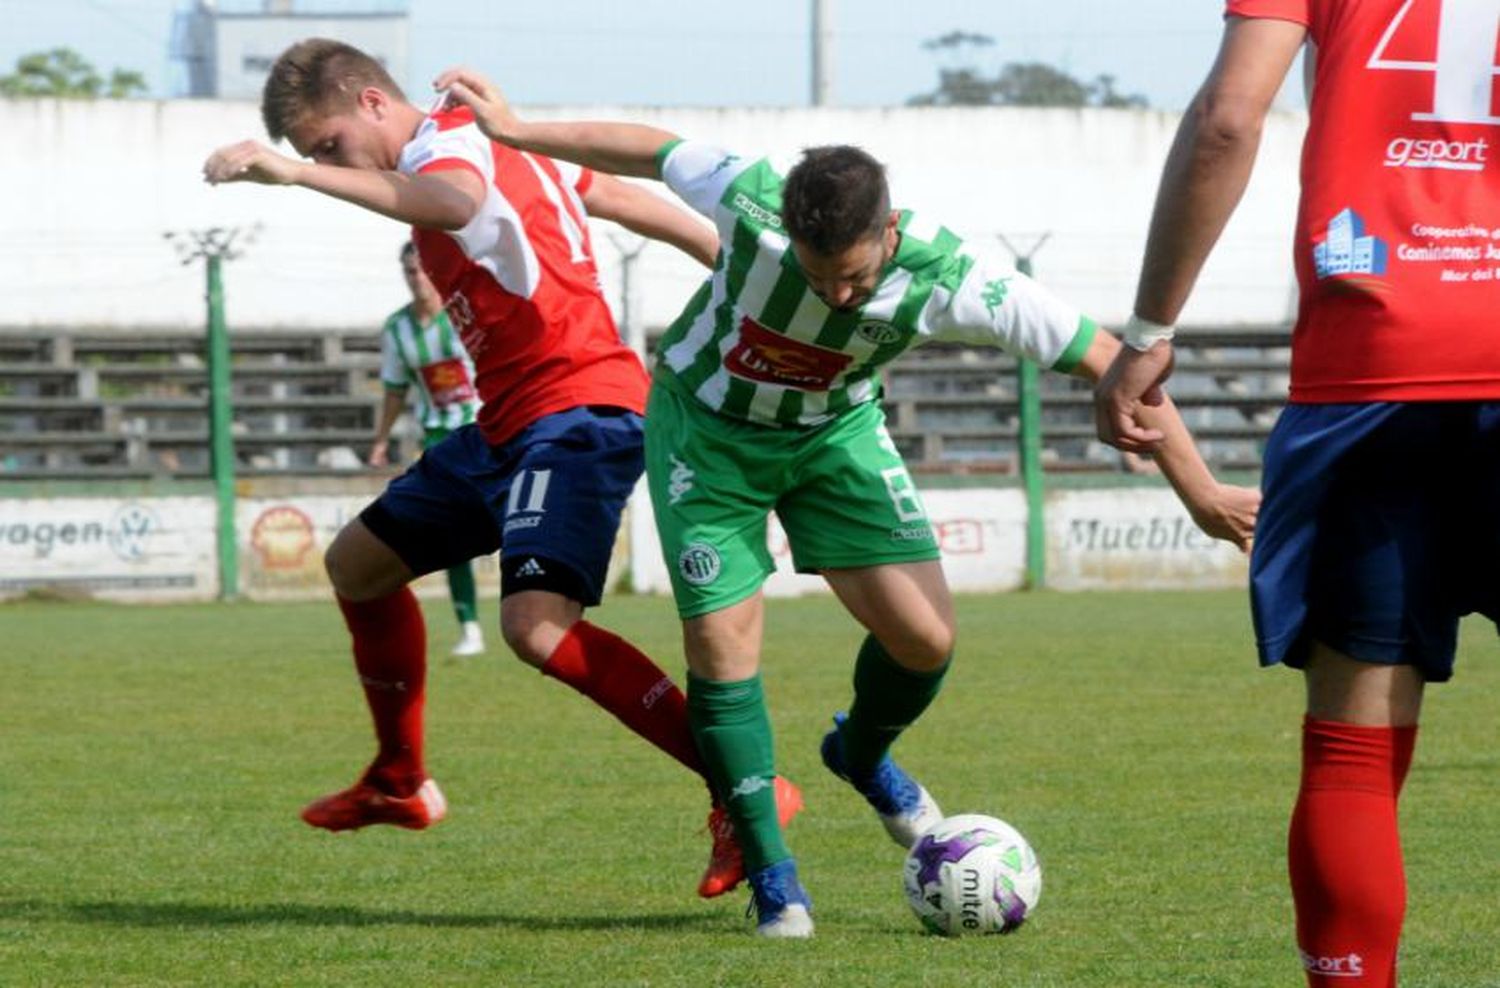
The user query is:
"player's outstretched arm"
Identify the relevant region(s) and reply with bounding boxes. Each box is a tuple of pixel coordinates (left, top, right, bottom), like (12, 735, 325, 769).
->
(202, 140, 484, 231)
(582, 173, 719, 268)
(1094, 15, 1304, 453)
(1075, 331, 1259, 552)
(433, 66, 677, 179)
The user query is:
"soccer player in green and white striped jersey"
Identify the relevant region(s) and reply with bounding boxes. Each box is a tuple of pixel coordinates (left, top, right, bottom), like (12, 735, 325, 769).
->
(371, 242, 484, 656)
(436, 67, 1259, 938)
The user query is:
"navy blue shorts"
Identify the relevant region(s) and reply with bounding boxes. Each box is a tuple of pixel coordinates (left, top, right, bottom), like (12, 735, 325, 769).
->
(1251, 402, 1500, 682)
(360, 407, 644, 607)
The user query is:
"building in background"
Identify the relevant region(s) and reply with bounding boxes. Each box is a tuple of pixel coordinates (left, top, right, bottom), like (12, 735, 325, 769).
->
(170, 0, 409, 99)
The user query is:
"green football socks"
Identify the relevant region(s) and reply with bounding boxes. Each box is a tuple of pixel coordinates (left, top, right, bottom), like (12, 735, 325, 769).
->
(446, 561, 477, 624)
(687, 672, 790, 873)
(840, 634, 950, 780)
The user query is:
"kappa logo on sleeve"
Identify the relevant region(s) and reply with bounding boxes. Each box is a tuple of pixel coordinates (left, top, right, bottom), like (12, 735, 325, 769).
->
(980, 276, 1012, 316)
(708, 154, 742, 177)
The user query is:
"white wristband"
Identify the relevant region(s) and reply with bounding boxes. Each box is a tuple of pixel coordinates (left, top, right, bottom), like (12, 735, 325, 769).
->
(1122, 314, 1175, 352)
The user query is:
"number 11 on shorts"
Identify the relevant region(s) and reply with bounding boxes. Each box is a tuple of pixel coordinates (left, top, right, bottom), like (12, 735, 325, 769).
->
(507, 469, 552, 516)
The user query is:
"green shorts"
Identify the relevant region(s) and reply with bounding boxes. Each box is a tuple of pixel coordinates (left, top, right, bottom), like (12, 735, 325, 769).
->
(645, 381, 940, 618)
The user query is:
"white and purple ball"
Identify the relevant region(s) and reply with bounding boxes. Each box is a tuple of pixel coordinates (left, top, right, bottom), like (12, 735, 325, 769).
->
(902, 813, 1042, 936)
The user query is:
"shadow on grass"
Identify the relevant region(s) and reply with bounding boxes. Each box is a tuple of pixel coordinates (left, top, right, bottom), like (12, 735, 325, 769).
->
(2, 899, 724, 932)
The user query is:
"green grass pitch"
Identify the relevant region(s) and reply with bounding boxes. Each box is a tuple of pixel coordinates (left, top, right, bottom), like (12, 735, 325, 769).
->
(3, 592, 1498, 986)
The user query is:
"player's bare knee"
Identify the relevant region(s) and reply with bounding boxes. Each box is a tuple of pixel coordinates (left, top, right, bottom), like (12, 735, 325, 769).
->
(323, 540, 358, 598)
(881, 622, 955, 672)
(499, 596, 573, 668)
(910, 630, 956, 671)
(324, 530, 401, 602)
(499, 617, 550, 667)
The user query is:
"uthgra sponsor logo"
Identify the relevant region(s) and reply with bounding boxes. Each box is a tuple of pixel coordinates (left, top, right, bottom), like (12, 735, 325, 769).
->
(1066, 517, 1217, 553)
(725, 317, 853, 390)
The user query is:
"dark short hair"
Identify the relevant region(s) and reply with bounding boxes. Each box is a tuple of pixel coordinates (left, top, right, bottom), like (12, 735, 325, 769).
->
(399, 240, 418, 263)
(781, 145, 891, 255)
(261, 38, 405, 141)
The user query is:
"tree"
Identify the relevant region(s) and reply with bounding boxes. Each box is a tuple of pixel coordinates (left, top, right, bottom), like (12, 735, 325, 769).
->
(909, 31, 1147, 109)
(0, 48, 147, 98)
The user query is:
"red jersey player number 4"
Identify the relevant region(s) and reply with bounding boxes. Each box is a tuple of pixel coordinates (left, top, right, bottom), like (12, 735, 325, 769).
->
(1229, 0, 1500, 403)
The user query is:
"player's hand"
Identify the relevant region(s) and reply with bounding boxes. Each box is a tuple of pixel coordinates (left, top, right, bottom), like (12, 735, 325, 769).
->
(1094, 342, 1175, 453)
(202, 140, 304, 186)
(432, 65, 519, 140)
(432, 66, 522, 144)
(1186, 482, 1260, 554)
(368, 439, 390, 467)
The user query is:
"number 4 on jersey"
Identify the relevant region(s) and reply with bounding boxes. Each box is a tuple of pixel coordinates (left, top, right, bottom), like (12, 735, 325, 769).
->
(1367, 0, 1500, 125)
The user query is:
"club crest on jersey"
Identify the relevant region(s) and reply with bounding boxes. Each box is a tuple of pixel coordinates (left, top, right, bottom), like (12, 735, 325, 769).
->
(855, 320, 901, 345)
(678, 541, 722, 587)
(725, 317, 853, 390)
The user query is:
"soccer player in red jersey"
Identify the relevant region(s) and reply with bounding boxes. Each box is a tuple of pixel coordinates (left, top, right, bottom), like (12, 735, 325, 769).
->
(202, 38, 800, 899)
(1095, 4, 1500, 984)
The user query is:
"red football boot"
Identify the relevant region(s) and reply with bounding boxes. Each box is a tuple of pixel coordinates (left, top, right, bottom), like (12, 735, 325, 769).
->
(698, 776, 805, 898)
(300, 778, 447, 832)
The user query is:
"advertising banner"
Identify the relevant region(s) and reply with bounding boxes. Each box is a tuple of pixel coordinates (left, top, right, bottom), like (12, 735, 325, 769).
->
(0, 497, 217, 600)
(237, 496, 500, 600)
(1045, 488, 1249, 590)
(0, 486, 1245, 603)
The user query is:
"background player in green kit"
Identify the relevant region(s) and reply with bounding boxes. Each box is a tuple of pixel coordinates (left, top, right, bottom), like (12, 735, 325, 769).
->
(372, 241, 486, 657)
(435, 66, 1259, 938)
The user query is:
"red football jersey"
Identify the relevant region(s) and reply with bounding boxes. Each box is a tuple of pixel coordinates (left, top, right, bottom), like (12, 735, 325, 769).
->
(1229, 0, 1500, 402)
(397, 105, 647, 444)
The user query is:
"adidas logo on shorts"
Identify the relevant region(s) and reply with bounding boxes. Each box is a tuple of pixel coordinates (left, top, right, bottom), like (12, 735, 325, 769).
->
(513, 557, 546, 579)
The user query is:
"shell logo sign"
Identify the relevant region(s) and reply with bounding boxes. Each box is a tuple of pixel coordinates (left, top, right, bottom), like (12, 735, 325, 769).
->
(249, 506, 316, 570)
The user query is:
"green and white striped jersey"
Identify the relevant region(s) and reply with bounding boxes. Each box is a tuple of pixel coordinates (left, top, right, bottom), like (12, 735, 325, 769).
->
(380, 304, 480, 434)
(655, 140, 1098, 428)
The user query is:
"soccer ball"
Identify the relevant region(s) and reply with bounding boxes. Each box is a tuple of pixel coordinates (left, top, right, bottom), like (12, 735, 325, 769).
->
(902, 813, 1042, 936)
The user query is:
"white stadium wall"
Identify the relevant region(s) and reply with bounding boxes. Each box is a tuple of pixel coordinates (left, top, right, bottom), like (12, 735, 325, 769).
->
(0, 485, 1247, 603)
(2, 99, 1305, 333)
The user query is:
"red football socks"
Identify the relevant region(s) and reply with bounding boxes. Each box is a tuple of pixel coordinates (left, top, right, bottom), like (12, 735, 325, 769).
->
(1289, 716, 1418, 987)
(336, 589, 429, 797)
(541, 621, 705, 778)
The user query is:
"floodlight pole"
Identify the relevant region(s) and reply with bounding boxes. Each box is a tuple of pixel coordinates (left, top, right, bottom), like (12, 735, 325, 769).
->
(998, 232, 1052, 591)
(165, 226, 253, 601)
(609, 234, 649, 359)
(811, 0, 833, 106)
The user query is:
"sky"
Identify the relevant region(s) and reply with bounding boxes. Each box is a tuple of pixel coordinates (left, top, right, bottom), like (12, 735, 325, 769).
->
(0, 0, 1274, 110)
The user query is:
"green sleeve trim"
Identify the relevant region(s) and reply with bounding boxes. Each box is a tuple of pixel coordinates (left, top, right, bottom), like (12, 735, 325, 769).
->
(382, 381, 410, 392)
(655, 138, 684, 178)
(1051, 315, 1098, 374)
